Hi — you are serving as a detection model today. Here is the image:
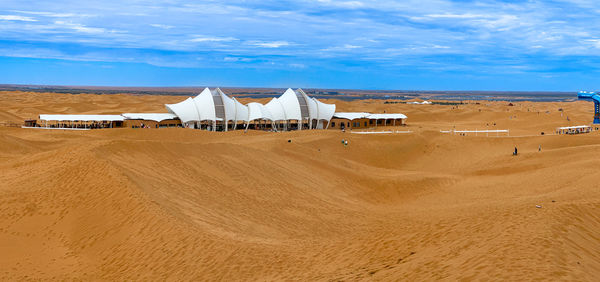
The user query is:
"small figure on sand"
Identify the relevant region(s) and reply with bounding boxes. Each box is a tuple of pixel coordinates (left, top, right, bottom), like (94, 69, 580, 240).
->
(538, 145, 541, 152)
(513, 146, 518, 156)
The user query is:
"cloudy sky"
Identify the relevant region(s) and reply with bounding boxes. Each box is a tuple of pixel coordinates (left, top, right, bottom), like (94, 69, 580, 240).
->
(1, 0, 600, 90)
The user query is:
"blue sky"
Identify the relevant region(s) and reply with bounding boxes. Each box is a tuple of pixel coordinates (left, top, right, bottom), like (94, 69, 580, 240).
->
(1, 0, 600, 91)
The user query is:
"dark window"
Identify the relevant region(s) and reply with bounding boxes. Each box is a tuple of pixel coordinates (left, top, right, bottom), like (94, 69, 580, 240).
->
(364, 122, 367, 126)
(370, 120, 374, 124)
(332, 122, 335, 127)
(347, 122, 350, 127)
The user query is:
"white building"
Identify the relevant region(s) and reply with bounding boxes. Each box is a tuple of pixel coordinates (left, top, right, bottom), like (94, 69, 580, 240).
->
(165, 88, 336, 131)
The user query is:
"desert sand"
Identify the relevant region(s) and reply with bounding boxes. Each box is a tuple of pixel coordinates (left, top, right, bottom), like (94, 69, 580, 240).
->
(1, 90, 599, 280)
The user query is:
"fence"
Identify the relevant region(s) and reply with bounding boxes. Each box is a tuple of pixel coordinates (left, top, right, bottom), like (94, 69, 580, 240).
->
(441, 129, 509, 136)
(0, 121, 22, 127)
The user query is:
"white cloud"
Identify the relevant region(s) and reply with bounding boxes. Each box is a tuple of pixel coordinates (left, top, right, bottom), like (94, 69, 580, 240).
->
(2, 0, 600, 72)
(190, 36, 237, 42)
(343, 44, 361, 49)
(315, 0, 365, 8)
(425, 13, 488, 19)
(150, 24, 174, 29)
(320, 44, 363, 53)
(10, 10, 93, 18)
(54, 20, 107, 34)
(224, 56, 253, 62)
(248, 41, 289, 48)
(0, 15, 37, 21)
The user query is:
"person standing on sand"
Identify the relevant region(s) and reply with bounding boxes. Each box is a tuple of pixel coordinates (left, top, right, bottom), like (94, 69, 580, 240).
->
(514, 146, 518, 155)
(539, 145, 541, 152)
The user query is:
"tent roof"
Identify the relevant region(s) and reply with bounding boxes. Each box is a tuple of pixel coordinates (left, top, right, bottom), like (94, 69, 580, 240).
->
(121, 113, 178, 122)
(333, 112, 371, 120)
(557, 125, 591, 130)
(39, 114, 124, 121)
(333, 112, 407, 120)
(367, 113, 407, 119)
(164, 87, 337, 124)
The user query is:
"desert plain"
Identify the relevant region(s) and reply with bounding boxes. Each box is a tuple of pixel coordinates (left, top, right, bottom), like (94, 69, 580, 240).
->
(1, 91, 599, 280)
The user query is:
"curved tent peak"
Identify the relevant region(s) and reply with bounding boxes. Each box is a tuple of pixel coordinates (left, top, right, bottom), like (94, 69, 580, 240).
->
(295, 88, 317, 121)
(233, 98, 249, 122)
(277, 89, 302, 121)
(305, 95, 318, 121)
(248, 102, 273, 121)
(209, 88, 226, 121)
(165, 97, 200, 123)
(264, 98, 286, 121)
(259, 104, 274, 121)
(314, 98, 336, 121)
(193, 87, 211, 99)
(217, 88, 237, 122)
(247, 102, 262, 121)
(192, 88, 216, 121)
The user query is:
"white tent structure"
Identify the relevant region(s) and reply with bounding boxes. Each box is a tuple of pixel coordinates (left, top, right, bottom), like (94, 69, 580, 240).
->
(121, 113, 178, 122)
(246, 102, 275, 130)
(332, 112, 371, 120)
(39, 114, 124, 122)
(165, 87, 336, 132)
(332, 112, 407, 128)
(313, 98, 336, 129)
(164, 97, 200, 125)
(165, 88, 252, 131)
(38, 114, 124, 129)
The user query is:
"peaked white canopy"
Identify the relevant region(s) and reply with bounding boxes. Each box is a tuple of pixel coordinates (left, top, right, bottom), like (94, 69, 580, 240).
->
(313, 98, 336, 121)
(164, 87, 336, 131)
(165, 97, 200, 123)
(264, 98, 286, 121)
(248, 102, 273, 121)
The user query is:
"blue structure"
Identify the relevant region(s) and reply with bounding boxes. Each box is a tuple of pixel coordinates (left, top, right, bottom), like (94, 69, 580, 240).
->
(578, 91, 600, 124)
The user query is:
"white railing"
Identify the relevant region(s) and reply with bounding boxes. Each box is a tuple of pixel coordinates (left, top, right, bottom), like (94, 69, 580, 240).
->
(441, 129, 509, 136)
(351, 130, 413, 134)
(21, 126, 91, 131)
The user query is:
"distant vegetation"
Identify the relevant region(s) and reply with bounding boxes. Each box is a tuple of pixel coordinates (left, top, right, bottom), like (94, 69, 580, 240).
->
(0, 84, 576, 102)
(431, 101, 465, 105)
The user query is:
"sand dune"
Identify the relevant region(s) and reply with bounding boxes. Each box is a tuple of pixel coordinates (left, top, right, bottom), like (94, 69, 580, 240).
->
(1, 91, 600, 280)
